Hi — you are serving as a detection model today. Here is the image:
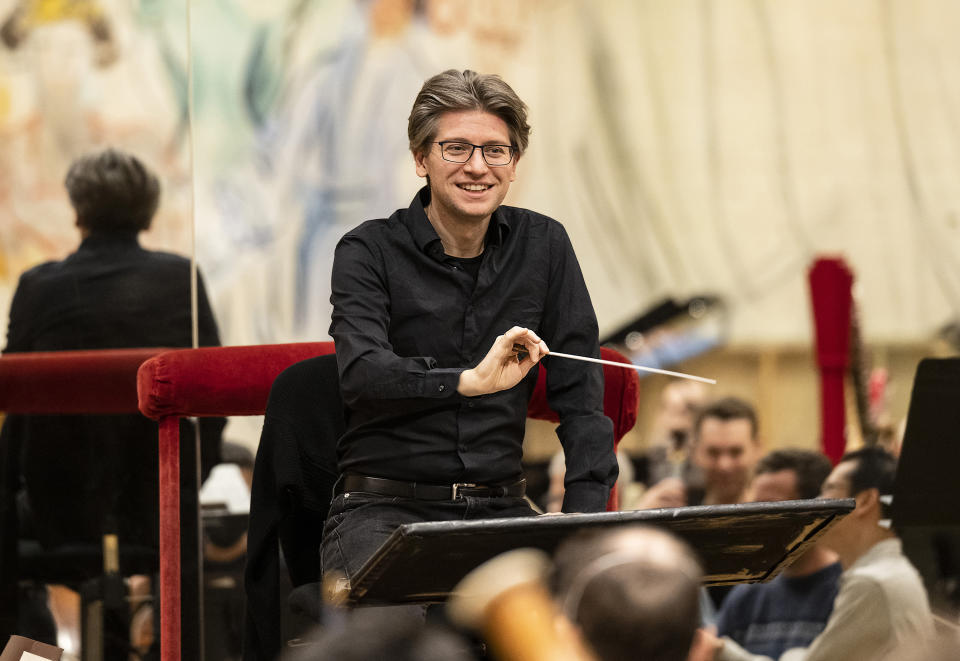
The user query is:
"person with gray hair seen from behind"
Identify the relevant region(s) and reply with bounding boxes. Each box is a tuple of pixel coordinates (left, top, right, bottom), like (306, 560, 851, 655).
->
(716, 449, 841, 658)
(551, 526, 717, 661)
(322, 69, 616, 588)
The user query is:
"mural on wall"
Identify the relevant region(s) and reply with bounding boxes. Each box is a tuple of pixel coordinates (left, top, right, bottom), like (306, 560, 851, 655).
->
(187, 0, 542, 345)
(2, 0, 959, 353)
(0, 0, 192, 319)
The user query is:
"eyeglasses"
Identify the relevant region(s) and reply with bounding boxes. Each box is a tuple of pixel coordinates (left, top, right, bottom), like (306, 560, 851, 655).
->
(435, 141, 515, 166)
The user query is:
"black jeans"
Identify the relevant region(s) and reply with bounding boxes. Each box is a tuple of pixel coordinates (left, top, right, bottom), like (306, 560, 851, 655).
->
(320, 492, 538, 583)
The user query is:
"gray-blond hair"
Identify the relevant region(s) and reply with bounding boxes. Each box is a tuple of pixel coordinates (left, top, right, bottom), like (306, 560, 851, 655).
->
(407, 69, 531, 159)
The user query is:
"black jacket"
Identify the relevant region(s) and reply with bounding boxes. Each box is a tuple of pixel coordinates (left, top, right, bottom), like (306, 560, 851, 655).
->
(2, 231, 224, 548)
(243, 354, 342, 661)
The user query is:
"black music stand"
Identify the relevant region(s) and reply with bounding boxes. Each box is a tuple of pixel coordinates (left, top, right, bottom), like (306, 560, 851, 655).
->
(892, 357, 960, 614)
(346, 498, 853, 605)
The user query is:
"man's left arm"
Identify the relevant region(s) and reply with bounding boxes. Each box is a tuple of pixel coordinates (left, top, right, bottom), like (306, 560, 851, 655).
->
(539, 224, 617, 513)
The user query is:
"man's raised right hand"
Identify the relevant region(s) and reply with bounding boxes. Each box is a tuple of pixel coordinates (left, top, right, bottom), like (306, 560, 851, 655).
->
(457, 326, 549, 397)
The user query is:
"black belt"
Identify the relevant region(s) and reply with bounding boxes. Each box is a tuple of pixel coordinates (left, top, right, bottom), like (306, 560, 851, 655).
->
(340, 474, 526, 501)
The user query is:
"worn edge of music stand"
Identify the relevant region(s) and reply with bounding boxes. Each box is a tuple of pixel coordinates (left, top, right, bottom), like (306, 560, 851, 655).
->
(346, 498, 854, 606)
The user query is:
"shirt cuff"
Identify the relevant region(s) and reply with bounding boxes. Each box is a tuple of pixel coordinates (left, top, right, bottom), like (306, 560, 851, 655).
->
(561, 481, 610, 513)
(425, 368, 463, 398)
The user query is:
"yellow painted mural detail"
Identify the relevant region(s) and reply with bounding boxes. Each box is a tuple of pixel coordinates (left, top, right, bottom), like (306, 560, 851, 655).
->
(0, 76, 9, 125)
(23, 0, 105, 25)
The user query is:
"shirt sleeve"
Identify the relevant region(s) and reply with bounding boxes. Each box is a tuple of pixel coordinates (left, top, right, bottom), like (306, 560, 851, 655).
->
(539, 223, 617, 513)
(329, 232, 462, 408)
(719, 574, 893, 661)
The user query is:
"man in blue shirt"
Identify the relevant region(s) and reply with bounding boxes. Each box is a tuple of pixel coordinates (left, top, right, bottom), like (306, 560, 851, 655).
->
(716, 449, 840, 658)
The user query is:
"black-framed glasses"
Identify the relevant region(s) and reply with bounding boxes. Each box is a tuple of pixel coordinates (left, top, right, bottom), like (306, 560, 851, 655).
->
(435, 141, 515, 166)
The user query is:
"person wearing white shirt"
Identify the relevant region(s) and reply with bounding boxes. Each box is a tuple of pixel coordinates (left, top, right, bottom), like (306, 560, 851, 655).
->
(703, 446, 935, 661)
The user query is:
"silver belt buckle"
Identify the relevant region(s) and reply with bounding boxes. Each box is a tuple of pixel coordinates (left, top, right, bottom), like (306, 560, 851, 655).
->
(451, 482, 477, 500)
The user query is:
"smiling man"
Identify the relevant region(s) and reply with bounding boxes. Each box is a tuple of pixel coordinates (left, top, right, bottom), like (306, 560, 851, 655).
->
(322, 70, 617, 583)
(640, 397, 762, 511)
(691, 398, 763, 506)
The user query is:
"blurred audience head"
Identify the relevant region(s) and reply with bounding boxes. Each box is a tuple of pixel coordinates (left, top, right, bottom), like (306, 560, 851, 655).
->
(822, 446, 897, 502)
(691, 397, 761, 504)
(551, 525, 703, 661)
(65, 148, 160, 234)
(283, 610, 475, 661)
(654, 379, 709, 452)
(819, 445, 898, 564)
(751, 448, 834, 502)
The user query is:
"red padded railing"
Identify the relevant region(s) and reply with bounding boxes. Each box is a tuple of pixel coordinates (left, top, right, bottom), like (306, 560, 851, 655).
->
(136, 342, 639, 661)
(0, 348, 169, 652)
(0, 348, 168, 414)
(137, 342, 335, 661)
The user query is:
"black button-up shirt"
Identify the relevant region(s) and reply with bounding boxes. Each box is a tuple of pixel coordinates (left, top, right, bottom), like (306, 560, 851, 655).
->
(329, 187, 617, 512)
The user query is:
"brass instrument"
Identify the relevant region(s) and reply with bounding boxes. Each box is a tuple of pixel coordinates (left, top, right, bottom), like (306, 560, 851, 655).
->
(447, 548, 597, 661)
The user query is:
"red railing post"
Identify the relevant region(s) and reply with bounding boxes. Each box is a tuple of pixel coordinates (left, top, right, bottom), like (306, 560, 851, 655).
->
(158, 416, 181, 661)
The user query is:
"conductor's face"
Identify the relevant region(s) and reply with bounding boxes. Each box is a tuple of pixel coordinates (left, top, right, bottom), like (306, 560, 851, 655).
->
(415, 110, 518, 226)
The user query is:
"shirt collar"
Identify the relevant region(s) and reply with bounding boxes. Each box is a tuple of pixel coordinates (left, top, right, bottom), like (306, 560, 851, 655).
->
(849, 537, 902, 573)
(406, 186, 511, 262)
(79, 230, 142, 250)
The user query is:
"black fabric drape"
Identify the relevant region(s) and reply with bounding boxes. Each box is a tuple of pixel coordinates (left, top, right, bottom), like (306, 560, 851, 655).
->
(243, 354, 342, 661)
